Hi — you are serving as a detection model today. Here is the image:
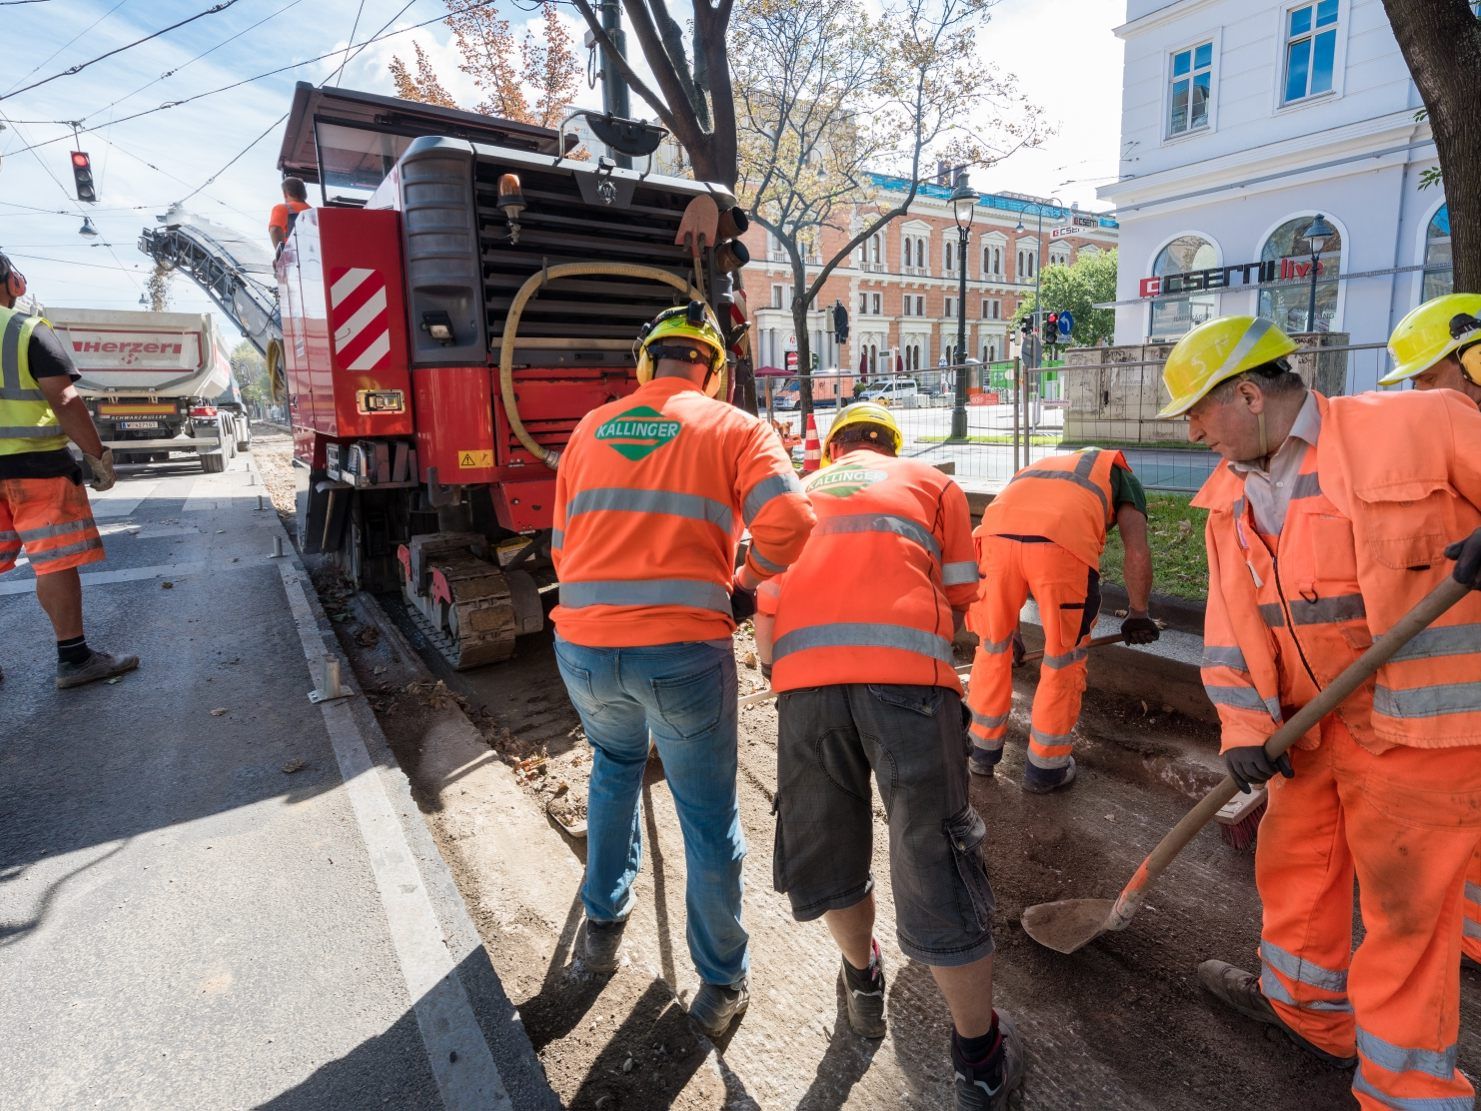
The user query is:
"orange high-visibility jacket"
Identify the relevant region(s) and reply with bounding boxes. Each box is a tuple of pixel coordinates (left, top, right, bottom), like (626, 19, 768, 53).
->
(1197, 390, 1481, 753)
(552, 376, 816, 648)
(979, 448, 1129, 569)
(765, 449, 980, 693)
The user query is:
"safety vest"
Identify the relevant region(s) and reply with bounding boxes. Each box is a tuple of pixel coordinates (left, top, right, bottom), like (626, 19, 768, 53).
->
(0, 306, 68, 455)
(767, 450, 980, 693)
(980, 448, 1128, 568)
(551, 376, 815, 648)
(1197, 390, 1481, 753)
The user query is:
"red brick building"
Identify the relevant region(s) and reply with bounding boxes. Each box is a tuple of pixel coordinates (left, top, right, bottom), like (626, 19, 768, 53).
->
(743, 174, 1119, 377)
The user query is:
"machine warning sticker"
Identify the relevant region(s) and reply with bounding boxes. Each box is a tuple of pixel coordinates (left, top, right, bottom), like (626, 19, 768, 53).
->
(805, 466, 886, 498)
(458, 450, 494, 468)
(595, 406, 681, 461)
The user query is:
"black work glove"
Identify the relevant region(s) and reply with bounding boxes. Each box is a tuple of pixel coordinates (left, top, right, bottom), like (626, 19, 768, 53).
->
(730, 585, 757, 622)
(1121, 615, 1161, 645)
(1445, 527, 1481, 589)
(1225, 744, 1294, 794)
(1011, 631, 1026, 668)
(760, 660, 772, 683)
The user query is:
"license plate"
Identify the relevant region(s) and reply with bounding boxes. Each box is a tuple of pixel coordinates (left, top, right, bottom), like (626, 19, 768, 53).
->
(117, 420, 161, 430)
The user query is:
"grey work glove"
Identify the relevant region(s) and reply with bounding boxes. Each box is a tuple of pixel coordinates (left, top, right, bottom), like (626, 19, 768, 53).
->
(1121, 615, 1161, 645)
(84, 448, 117, 493)
(1225, 744, 1294, 794)
(1445, 528, 1481, 589)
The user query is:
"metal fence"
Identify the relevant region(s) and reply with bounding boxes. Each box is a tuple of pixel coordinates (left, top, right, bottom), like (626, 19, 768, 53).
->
(764, 341, 1391, 495)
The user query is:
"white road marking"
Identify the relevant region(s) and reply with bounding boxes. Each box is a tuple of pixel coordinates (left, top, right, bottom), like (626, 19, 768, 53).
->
(90, 482, 161, 518)
(276, 559, 512, 1111)
(0, 562, 207, 595)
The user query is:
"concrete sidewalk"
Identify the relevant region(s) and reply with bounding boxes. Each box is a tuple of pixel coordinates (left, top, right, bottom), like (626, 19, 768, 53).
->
(0, 456, 555, 1110)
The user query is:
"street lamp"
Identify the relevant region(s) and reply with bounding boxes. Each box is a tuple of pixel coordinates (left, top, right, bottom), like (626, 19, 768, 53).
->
(949, 172, 979, 439)
(78, 216, 98, 238)
(1302, 213, 1335, 334)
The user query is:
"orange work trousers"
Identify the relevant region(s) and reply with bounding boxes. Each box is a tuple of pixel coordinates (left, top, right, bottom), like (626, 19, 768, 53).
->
(1466, 851, 1481, 965)
(966, 535, 1098, 785)
(1256, 716, 1481, 1109)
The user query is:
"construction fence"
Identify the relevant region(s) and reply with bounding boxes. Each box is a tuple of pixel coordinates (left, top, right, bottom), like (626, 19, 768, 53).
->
(764, 333, 1386, 496)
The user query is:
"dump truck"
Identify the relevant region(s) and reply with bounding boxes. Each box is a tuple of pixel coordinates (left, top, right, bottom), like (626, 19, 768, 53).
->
(44, 307, 248, 472)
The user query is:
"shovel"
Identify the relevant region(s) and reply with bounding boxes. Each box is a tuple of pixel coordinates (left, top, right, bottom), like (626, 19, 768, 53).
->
(1021, 575, 1472, 955)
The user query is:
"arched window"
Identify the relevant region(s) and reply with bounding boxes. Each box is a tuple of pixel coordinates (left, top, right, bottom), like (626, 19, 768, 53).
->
(1423, 203, 1452, 301)
(870, 234, 882, 264)
(904, 239, 913, 268)
(1258, 216, 1343, 333)
(1148, 234, 1219, 343)
(917, 238, 928, 269)
(946, 240, 956, 272)
(1017, 250, 1025, 277)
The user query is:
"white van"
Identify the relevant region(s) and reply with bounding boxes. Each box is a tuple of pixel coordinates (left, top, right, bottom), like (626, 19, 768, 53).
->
(860, 377, 920, 407)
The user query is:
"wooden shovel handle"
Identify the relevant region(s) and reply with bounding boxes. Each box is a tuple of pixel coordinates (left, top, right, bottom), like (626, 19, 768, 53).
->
(1105, 576, 1471, 932)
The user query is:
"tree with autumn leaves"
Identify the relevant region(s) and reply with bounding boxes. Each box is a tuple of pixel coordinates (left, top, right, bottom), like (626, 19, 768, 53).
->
(390, 1, 580, 130)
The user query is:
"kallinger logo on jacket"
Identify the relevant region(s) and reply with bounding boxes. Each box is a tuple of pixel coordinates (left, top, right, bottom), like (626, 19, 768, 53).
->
(596, 406, 682, 461)
(805, 464, 886, 498)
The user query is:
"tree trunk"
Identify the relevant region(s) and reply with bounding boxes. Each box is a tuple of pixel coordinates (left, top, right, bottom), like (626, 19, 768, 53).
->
(1383, 1, 1481, 290)
(792, 291, 813, 422)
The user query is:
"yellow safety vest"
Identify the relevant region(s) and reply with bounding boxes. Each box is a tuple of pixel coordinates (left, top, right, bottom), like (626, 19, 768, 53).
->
(0, 305, 68, 455)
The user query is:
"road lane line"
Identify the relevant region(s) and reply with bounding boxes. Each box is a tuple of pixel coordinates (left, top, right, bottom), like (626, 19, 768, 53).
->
(275, 559, 512, 1111)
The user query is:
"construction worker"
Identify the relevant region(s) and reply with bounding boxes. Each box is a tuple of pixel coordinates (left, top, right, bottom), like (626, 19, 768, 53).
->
(0, 251, 136, 687)
(1381, 293, 1481, 967)
(1161, 315, 1481, 1110)
(754, 402, 1023, 1111)
(964, 448, 1158, 790)
(267, 177, 310, 250)
(551, 301, 814, 1039)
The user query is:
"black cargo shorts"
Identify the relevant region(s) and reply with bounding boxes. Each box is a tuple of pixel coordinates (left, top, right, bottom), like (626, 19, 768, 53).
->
(772, 682, 996, 967)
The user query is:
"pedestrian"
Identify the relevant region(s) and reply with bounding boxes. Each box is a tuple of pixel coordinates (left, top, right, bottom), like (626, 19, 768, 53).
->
(550, 301, 815, 1038)
(963, 447, 1159, 790)
(1381, 293, 1481, 966)
(268, 177, 310, 250)
(1160, 314, 1481, 1110)
(754, 401, 1023, 1111)
(0, 251, 137, 687)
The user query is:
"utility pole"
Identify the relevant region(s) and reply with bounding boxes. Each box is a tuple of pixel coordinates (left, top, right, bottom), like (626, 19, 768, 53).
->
(597, 0, 632, 169)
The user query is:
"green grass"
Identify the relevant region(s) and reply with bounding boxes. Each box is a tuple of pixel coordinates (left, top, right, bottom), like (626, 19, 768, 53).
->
(1099, 493, 1209, 601)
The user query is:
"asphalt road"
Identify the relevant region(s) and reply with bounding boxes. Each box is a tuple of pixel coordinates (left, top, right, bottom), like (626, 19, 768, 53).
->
(0, 452, 553, 1110)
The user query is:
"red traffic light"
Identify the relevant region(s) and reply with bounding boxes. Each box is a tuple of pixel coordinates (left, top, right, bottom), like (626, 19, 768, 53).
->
(71, 151, 90, 168)
(70, 150, 97, 203)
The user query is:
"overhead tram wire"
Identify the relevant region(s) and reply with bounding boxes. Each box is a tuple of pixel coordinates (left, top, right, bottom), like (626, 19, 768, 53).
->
(5, 0, 502, 157)
(1, 0, 244, 102)
(89, 0, 309, 121)
(4, 0, 130, 97)
(332, 0, 370, 87)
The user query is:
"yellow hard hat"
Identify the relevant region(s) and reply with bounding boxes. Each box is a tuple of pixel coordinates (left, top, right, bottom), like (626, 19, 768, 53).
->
(1158, 316, 1298, 418)
(634, 300, 728, 395)
(1380, 293, 1481, 386)
(823, 401, 903, 455)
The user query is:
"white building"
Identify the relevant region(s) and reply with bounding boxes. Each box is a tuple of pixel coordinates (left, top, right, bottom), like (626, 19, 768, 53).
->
(1100, 0, 1459, 388)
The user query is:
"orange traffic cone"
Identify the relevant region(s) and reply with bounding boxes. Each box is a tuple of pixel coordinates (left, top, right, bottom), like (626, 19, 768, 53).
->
(802, 413, 822, 474)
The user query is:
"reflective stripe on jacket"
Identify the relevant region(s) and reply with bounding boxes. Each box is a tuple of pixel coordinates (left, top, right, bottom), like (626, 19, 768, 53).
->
(979, 447, 1128, 568)
(552, 376, 815, 648)
(0, 307, 67, 455)
(1197, 390, 1481, 752)
(767, 449, 979, 693)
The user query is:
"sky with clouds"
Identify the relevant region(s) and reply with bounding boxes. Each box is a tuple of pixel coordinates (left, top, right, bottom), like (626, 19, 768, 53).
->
(0, 0, 1124, 344)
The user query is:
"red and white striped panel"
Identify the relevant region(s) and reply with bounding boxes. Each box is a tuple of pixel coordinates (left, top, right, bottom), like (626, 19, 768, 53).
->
(329, 266, 391, 372)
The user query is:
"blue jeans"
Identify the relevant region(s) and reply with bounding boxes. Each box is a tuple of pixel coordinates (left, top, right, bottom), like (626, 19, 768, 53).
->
(553, 637, 748, 987)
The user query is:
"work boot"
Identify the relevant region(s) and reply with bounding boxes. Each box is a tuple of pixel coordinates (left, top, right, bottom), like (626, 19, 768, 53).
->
(968, 749, 1000, 778)
(689, 980, 749, 1039)
(581, 918, 627, 975)
(1023, 756, 1077, 794)
(1197, 960, 1357, 1068)
(839, 941, 887, 1038)
(55, 649, 139, 690)
(952, 1011, 1024, 1111)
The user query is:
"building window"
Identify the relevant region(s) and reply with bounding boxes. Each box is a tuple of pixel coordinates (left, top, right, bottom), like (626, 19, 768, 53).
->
(1283, 0, 1339, 105)
(771, 285, 785, 309)
(917, 237, 928, 271)
(859, 293, 869, 314)
(945, 240, 956, 273)
(984, 245, 1002, 276)
(944, 296, 955, 318)
(1423, 203, 1452, 300)
(1169, 42, 1213, 136)
(1148, 234, 1219, 344)
(870, 234, 882, 265)
(872, 293, 882, 315)
(1258, 215, 1343, 332)
(904, 239, 914, 268)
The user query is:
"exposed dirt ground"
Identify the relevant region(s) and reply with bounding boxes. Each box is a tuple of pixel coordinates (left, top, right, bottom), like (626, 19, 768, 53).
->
(252, 427, 1481, 1109)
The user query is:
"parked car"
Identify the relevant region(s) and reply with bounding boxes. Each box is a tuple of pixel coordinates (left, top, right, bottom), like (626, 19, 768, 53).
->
(859, 377, 920, 407)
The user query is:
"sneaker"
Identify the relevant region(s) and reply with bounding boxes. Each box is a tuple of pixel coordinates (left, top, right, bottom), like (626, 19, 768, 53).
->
(1023, 756, 1077, 794)
(582, 918, 626, 974)
(953, 1011, 1024, 1111)
(56, 649, 139, 690)
(689, 980, 749, 1039)
(839, 946, 887, 1038)
(1197, 959, 1357, 1068)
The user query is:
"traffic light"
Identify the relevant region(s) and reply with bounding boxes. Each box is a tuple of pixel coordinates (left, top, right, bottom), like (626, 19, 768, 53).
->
(810, 351, 819, 371)
(1043, 312, 1058, 346)
(71, 151, 97, 203)
(1019, 316, 1032, 337)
